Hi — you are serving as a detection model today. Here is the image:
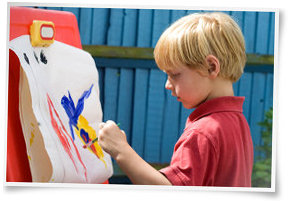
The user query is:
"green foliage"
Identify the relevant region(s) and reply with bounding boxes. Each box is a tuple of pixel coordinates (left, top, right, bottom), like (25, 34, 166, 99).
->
(251, 107, 273, 188)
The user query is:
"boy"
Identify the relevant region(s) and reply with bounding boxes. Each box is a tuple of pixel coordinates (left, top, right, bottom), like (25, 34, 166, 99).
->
(98, 12, 254, 186)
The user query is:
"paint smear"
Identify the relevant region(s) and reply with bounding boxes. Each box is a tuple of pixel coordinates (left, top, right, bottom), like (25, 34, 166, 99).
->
(47, 94, 88, 182)
(30, 131, 35, 146)
(76, 115, 107, 168)
(61, 84, 93, 141)
(61, 85, 107, 167)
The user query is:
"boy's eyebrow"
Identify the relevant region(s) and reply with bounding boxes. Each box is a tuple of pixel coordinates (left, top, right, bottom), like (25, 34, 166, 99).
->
(164, 70, 173, 74)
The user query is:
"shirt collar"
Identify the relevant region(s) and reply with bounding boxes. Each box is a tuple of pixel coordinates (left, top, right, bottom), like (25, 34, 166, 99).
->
(188, 96, 245, 122)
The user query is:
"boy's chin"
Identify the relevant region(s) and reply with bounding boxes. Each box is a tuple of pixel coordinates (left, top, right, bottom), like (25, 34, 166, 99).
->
(181, 102, 195, 109)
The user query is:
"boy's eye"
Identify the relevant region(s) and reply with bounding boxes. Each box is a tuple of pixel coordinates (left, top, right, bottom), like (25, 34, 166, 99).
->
(170, 73, 180, 78)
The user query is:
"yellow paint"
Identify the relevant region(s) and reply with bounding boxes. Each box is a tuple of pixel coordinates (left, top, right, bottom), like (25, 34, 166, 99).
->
(27, 155, 31, 161)
(30, 131, 35, 146)
(75, 115, 107, 168)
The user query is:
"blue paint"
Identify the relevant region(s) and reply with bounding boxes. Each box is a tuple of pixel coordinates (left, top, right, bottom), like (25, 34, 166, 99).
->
(61, 84, 94, 140)
(80, 129, 90, 143)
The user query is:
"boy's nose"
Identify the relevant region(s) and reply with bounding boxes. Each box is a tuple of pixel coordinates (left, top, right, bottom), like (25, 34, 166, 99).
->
(165, 79, 172, 90)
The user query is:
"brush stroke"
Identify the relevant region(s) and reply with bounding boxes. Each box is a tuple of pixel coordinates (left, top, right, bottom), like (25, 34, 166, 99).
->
(61, 84, 93, 140)
(61, 85, 107, 167)
(47, 94, 88, 182)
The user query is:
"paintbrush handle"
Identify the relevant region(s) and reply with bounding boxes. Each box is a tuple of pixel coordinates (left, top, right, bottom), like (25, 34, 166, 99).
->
(91, 137, 98, 143)
(83, 122, 121, 149)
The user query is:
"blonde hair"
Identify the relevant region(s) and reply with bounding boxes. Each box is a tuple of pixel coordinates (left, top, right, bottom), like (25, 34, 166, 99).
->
(154, 12, 246, 82)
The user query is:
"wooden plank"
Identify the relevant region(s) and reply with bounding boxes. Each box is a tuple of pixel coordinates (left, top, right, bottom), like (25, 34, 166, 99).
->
(255, 12, 271, 54)
(151, 9, 171, 47)
(117, 9, 138, 144)
(231, 11, 244, 31)
(222, 11, 231, 15)
(161, 90, 181, 163)
(131, 69, 149, 156)
(79, 8, 93, 45)
(245, 65, 273, 74)
(144, 9, 170, 162)
(238, 71, 253, 121)
(93, 57, 157, 69)
(268, 12, 275, 55)
(244, 11, 257, 54)
(171, 9, 186, 24)
(131, 9, 153, 157)
(122, 9, 138, 46)
(249, 72, 266, 159)
(246, 54, 274, 66)
(47, 7, 62, 11)
(83, 45, 274, 65)
(107, 8, 124, 46)
(264, 73, 274, 111)
(92, 57, 274, 74)
(91, 8, 110, 45)
(83, 45, 154, 59)
(136, 9, 153, 47)
(103, 8, 124, 123)
(117, 69, 134, 144)
(103, 68, 119, 122)
(144, 70, 166, 162)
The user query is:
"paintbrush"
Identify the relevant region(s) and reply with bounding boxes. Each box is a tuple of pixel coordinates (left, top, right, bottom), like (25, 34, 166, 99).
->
(82, 123, 120, 149)
(83, 137, 98, 149)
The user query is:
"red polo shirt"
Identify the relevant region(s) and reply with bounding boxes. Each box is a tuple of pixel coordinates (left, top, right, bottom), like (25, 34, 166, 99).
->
(160, 96, 254, 187)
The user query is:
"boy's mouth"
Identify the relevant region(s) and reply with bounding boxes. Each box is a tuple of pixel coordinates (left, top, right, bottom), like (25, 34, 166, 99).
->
(171, 92, 181, 101)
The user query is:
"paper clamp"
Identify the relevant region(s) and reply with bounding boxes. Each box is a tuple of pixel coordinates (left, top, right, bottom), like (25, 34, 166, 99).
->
(30, 20, 55, 47)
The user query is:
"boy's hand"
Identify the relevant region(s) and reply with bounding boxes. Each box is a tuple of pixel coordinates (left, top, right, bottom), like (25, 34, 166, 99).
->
(98, 121, 171, 185)
(98, 120, 129, 160)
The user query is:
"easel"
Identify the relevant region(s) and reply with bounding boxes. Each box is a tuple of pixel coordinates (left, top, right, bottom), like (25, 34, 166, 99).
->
(7, 6, 108, 184)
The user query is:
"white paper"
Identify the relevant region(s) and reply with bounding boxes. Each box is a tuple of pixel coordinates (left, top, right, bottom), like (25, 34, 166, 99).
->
(9, 35, 113, 183)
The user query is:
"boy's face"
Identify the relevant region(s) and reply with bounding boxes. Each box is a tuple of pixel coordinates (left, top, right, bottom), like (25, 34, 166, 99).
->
(165, 65, 212, 109)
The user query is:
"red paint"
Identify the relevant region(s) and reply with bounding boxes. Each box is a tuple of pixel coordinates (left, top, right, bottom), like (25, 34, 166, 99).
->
(47, 94, 88, 182)
(90, 145, 98, 157)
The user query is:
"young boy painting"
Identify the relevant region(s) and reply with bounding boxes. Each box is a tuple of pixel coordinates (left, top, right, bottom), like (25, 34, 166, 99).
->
(97, 12, 254, 187)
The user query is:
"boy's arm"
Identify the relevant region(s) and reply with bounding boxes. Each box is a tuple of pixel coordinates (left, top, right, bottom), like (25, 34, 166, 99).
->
(115, 142, 172, 185)
(98, 121, 172, 185)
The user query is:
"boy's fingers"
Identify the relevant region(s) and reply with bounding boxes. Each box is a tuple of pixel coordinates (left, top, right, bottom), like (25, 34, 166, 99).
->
(106, 120, 116, 126)
(99, 122, 105, 129)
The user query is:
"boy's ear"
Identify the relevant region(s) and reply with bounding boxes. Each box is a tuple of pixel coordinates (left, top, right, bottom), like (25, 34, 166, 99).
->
(205, 55, 220, 79)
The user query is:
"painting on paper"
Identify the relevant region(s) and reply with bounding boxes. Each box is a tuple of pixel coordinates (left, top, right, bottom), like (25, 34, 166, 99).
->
(10, 35, 113, 183)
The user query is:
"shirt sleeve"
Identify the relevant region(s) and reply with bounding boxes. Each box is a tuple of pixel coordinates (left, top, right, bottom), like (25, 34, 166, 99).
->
(160, 132, 217, 186)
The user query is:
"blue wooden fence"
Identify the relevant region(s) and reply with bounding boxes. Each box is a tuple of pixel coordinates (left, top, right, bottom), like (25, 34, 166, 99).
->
(40, 7, 275, 168)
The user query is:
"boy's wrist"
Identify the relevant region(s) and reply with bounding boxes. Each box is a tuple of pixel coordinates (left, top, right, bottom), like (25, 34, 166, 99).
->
(114, 142, 134, 164)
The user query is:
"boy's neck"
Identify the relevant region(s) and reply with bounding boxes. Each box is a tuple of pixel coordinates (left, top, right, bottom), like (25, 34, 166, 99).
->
(207, 78, 234, 101)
